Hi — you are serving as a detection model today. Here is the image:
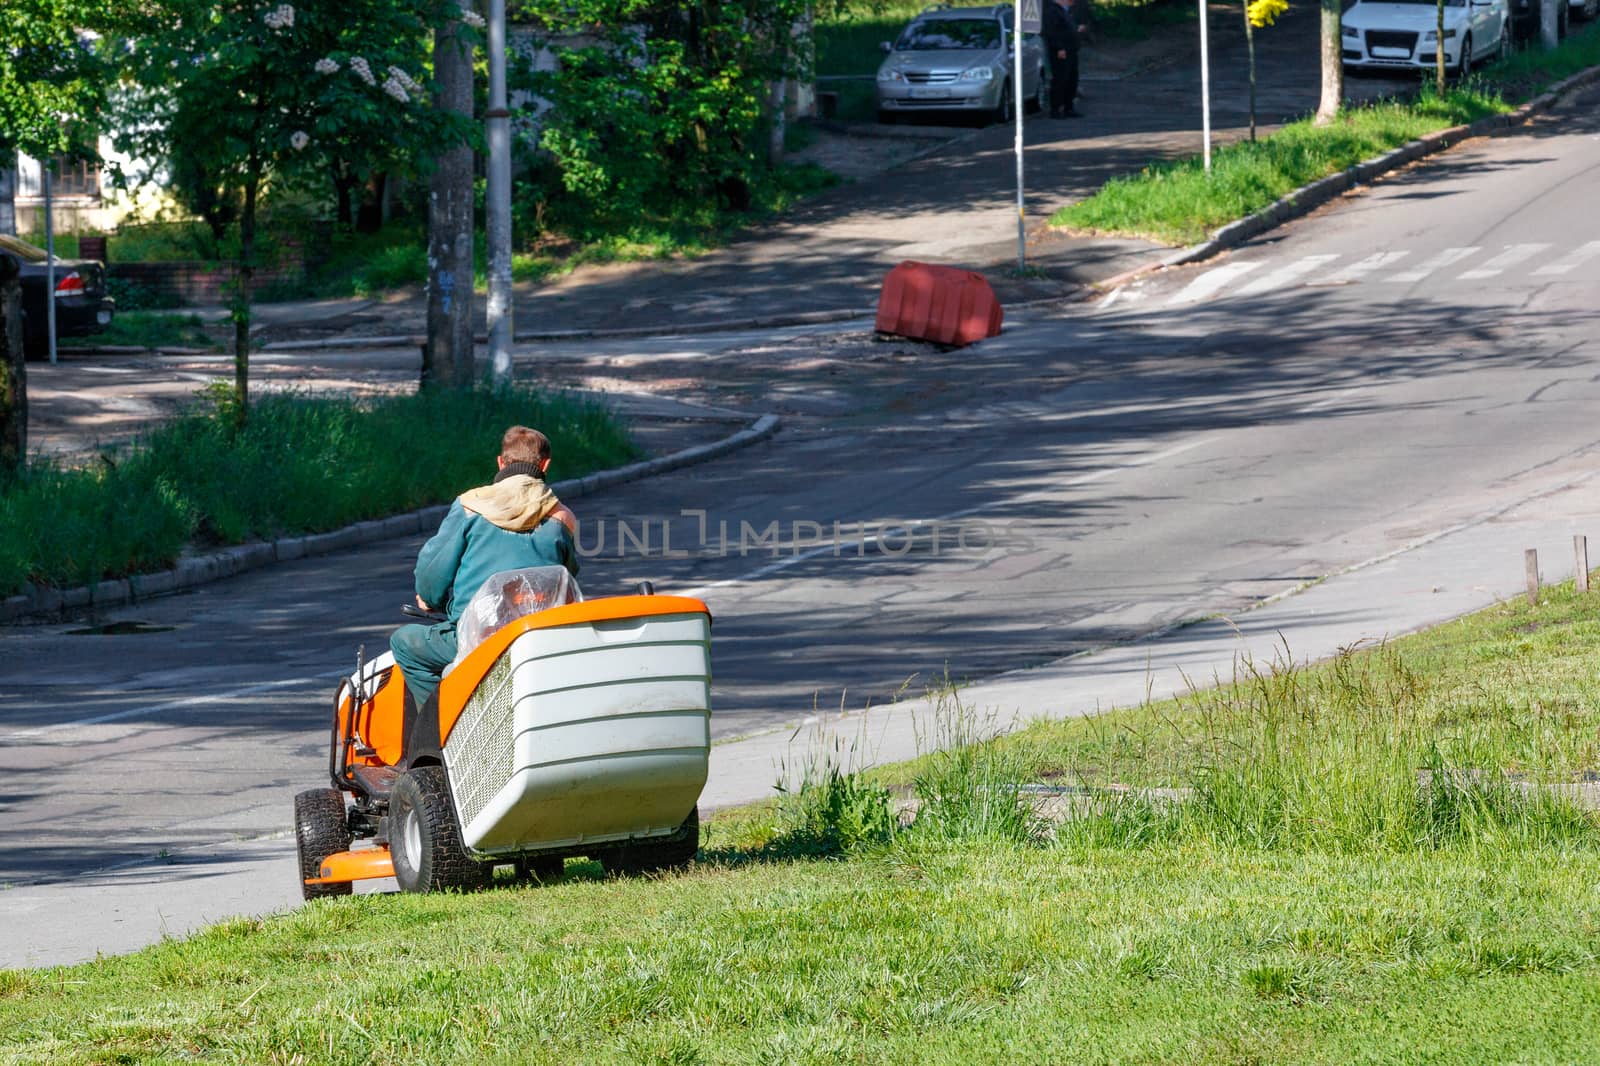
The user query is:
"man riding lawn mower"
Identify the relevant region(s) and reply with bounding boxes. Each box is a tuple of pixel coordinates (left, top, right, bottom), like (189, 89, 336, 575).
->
(292, 428, 713, 896)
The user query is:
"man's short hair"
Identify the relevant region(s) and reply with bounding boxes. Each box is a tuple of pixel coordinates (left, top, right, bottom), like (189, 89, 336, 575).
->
(501, 426, 551, 464)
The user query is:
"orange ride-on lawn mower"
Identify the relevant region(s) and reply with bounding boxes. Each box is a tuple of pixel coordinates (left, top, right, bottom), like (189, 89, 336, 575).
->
(293, 567, 713, 897)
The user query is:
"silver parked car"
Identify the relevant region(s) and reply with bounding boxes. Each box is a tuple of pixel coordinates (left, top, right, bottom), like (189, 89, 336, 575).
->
(876, 4, 1048, 125)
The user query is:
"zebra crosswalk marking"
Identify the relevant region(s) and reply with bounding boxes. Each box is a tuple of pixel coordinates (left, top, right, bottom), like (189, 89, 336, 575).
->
(1534, 240, 1600, 276)
(1236, 254, 1340, 296)
(1390, 246, 1478, 283)
(1459, 243, 1551, 280)
(1320, 251, 1410, 285)
(1167, 261, 1263, 306)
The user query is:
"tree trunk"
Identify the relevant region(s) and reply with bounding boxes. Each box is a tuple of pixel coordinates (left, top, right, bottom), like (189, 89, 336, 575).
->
(1316, 0, 1343, 124)
(424, 16, 476, 391)
(0, 257, 24, 477)
(334, 166, 357, 228)
(233, 169, 259, 430)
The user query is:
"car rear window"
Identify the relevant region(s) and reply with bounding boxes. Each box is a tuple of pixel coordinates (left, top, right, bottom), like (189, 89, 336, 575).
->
(896, 18, 1003, 50)
(0, 235, 47, 263)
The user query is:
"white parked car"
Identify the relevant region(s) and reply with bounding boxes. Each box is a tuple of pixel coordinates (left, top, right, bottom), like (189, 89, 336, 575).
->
(1342, 0, 1511, 77)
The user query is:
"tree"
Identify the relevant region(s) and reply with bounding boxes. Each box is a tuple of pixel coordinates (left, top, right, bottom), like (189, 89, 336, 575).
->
(1316, 0, 1343, 124)
(0, 0, 110, 477)
(112, 0, 464, 426)
(518, 0, 817, 233)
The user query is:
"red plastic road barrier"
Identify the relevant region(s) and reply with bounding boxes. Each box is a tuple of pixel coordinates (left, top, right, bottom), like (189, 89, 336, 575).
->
(875, 261, 1003, 347)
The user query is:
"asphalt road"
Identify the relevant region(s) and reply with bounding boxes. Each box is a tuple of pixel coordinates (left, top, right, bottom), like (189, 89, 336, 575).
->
(5, 92, 1600, 963)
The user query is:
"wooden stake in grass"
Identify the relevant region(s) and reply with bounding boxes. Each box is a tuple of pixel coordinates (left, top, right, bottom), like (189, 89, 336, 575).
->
(1576, 535, 1590, 593)
(1526, 548, 1540, 605)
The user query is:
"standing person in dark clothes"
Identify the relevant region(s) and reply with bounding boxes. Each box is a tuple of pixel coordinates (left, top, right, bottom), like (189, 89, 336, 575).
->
(1043, 0, 1088, 117)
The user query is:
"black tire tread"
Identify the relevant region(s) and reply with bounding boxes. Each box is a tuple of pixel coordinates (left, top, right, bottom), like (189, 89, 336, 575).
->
(294, 788, 353, 901)
(390, 766, 489, 893)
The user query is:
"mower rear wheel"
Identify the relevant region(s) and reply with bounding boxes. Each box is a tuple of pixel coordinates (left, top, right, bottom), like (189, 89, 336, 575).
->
(600, 807, 700, 878)
(389, 766, 489, 893)
(294, 788, 352, 901)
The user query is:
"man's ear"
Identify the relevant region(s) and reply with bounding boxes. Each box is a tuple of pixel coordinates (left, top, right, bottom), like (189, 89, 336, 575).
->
(539, 457, 552, 473)
(497, 455, 507, 470)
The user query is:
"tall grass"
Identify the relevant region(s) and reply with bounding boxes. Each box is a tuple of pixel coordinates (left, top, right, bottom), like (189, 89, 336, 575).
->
(0, 387, 638, 597)
(1054, 85, 1511, 244)
(1054, 637, 1600, 853)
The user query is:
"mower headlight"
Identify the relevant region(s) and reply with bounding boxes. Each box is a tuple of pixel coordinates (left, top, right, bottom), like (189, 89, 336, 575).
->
(960, 66, 995, 81)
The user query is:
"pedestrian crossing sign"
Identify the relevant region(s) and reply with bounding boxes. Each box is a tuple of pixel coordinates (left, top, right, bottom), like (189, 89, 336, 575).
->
(1020, 0, 1042, 33)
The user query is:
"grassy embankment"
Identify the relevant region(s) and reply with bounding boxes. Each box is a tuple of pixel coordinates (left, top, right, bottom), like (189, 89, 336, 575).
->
(6, 576, 1600, 1061)
(0, 388, 638, 599)
(815, 0, 1197, 122)
(1052, 23, 1600, 244)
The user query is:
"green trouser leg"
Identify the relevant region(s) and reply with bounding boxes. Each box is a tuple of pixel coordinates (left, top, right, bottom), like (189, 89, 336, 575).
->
(390, 621, 458, 712)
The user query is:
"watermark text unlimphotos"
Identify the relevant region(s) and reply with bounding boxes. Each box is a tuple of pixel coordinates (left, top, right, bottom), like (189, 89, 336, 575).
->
(575, 510, 1031, 560)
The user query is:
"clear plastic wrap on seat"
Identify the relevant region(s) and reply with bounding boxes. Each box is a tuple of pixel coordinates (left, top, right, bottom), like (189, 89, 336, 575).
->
(448, 566, 582, 673)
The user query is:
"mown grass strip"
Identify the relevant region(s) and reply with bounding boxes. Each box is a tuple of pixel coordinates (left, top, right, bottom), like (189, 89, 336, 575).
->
(1052, 24, 1600, 246)
(5, 579, 1600, 1061)
(0, 387, 638, 598)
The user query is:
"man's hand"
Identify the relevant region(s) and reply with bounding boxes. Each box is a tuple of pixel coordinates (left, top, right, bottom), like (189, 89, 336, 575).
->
(415, 594, 433, 612)
(1057, 48, 1067, 58)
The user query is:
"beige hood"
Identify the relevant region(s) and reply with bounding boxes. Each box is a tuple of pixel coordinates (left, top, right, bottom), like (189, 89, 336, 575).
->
(457, 475, 561, 532)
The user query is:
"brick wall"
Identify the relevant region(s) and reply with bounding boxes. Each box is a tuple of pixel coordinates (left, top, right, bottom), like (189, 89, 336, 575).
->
(105, 261, 305, 307)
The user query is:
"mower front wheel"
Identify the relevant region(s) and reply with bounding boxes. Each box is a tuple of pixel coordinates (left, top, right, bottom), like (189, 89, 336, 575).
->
(294, 788, 352, 901)
(389, 766, 489, 893)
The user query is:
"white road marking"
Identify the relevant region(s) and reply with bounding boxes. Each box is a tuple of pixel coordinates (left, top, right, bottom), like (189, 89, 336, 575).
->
(681, 435, 1216, 599)
(1166, 262, 1263, 306)
(1459, 243, 1551, 280)
(1390, 246, 1479, 283)
(1236, 255, 1341, 296)
(1318, 250, 1410, 285)
(1534, 240, 1600, 276)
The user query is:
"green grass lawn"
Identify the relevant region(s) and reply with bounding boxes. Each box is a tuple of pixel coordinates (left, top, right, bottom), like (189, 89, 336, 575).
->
(65, 310, 217, 351)
(1052, 23, 1600, 245)
(5, 574, 1600, 1060)
(0, 387, 638, 598)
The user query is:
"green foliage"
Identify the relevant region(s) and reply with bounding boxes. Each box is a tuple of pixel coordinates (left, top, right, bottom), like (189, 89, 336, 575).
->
(0, 0, 108, 160)
(0, 387, 637, 596)
(516, 0, 818, 236)
(1053, 87, 1511, 244)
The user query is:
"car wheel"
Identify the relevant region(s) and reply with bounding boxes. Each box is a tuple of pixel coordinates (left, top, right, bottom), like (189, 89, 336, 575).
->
(1456, 33, 1473, 79)
(991, 80, 1014, 125)
(294, 788, 353, 901)
(388, 765, 490, 893)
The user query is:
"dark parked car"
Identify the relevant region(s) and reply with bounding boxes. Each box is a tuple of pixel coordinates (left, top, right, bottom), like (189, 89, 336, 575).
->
(0, 234, 116, 359)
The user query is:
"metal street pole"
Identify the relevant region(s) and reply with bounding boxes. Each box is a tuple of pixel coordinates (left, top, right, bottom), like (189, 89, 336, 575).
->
(44, 167, 56, 365)
(1014, 2, 1025, 271)
(1199, 0, 1212, 171)
(486, 0, 514, 385)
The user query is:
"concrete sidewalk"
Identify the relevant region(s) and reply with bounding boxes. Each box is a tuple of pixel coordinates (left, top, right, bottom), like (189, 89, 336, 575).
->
(7, 455, 1595, 970)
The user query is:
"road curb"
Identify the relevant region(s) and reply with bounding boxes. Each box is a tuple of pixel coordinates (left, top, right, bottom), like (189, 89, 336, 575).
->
(1095, 64, 1600, 291)
(0, 413, 781, 625)
(245, 308, 879, 353)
